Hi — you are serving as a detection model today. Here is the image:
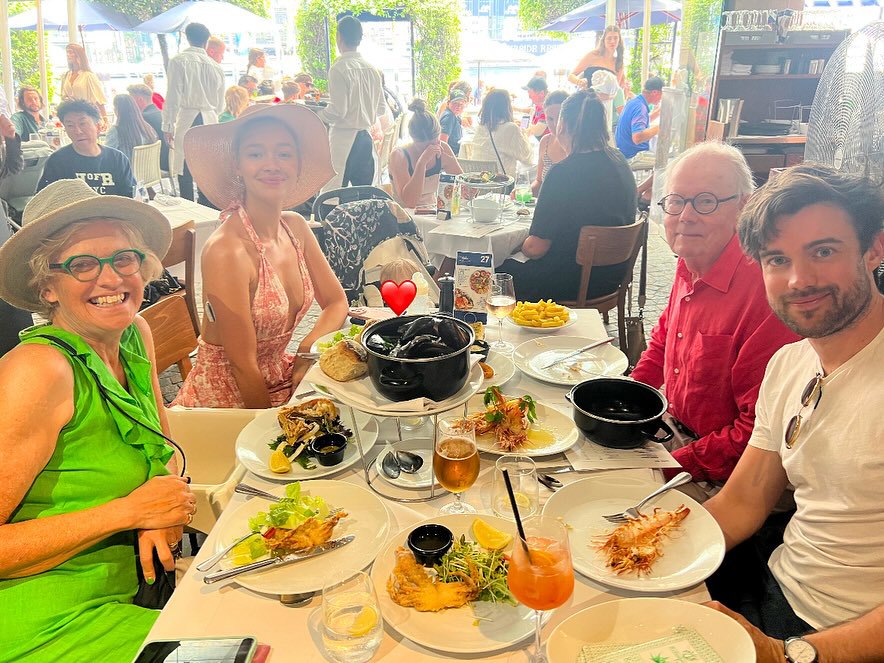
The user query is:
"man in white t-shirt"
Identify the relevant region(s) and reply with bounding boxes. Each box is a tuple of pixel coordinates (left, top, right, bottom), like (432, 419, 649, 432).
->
(702, 163, 884, 663)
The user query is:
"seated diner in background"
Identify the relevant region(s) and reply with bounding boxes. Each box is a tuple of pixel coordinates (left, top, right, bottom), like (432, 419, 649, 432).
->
(615, 76, 663, 160)
(521, 75, 550, 140)
(631, 143, 799, 501)
(280, 79, 303, 103)
(172, 104, 348, 409)
(237, 75, 258, 97)
(498, 89, 637, 302)
(568, 25, 627, 93)
(219, 85, 250, 123)
(37, 100, 136, 198)
(702, 163, 884, 661)
(127, 84, 170, 173)
(0, 179, 196, 662)
(469, 88, 535, 179)
(531, 90, 568, 196)
(104, 93, 159, 165)
(11, 86, 46, 140)
(388, 99, 462, 209)
(439, 88, 468, 157)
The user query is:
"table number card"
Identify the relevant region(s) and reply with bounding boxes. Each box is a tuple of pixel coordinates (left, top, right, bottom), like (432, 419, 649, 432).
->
(454, 251, 491, 323)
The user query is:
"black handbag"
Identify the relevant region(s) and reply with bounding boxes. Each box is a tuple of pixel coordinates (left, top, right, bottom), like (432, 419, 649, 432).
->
(624, 216, 649, 372)
(140, 268, 183, 310)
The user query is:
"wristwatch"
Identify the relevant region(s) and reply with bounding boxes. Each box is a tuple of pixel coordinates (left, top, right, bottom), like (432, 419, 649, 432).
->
(784, 636, 818, 663)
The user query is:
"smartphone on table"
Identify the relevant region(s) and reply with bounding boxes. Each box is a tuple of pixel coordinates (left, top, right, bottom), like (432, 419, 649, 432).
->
(134, 637, 258, 663)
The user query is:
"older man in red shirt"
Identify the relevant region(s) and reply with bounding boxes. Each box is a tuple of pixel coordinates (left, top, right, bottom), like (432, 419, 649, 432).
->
(630, 142, 798, 501)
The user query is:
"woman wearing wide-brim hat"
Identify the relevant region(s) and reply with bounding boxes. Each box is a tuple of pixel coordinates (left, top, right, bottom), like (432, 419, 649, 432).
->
(173, 103, 348, 408)
(0, 179, 195, 661)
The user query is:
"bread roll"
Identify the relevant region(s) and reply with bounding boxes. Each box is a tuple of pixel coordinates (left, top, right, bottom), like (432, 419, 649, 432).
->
(320, 339, 368, 382)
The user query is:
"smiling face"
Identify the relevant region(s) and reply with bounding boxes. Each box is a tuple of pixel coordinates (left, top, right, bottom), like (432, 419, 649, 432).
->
(236, 121, 300, 205)
(62, 111, 99, 152)
(663, 155, 743, 276)
(42, 222, 146, 339)
(759, 203, 883, 338)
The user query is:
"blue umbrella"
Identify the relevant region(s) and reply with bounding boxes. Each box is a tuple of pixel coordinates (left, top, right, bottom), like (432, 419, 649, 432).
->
(135, 0, 274, 33)
(8, 0, 138, 31)
(542, 0, 681, 32)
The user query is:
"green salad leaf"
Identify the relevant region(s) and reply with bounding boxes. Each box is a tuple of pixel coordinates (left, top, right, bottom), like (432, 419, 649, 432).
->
(435, 535, 516, 605)
(247, 482, 329, 532)
(317, 324, 363, 353)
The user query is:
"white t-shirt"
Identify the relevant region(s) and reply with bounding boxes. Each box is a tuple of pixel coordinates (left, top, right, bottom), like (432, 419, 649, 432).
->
(749, 325, 884, 629)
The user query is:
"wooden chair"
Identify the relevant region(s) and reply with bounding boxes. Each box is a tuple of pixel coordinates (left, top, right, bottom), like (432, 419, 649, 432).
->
(161, 221, 200, 335)
(562, 219, 647, 349)
(139, 296, 198, 379)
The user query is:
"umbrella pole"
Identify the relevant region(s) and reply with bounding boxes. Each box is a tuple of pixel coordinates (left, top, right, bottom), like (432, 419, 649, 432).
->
(641, 0, 651, 82)
(37, 0, 49, 109)
(67, 0, 76, 43)
(0, 0, 12, 106)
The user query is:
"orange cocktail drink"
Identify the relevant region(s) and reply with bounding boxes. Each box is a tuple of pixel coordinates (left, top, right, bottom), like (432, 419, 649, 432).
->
(508, 536, 575, 610)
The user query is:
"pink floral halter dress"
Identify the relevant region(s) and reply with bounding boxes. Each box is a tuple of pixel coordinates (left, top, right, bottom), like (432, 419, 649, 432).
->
(173, 205, 314, 408)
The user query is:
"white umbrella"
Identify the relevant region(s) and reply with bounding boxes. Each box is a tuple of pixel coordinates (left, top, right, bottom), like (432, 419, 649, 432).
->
(135, 0, 274, 33)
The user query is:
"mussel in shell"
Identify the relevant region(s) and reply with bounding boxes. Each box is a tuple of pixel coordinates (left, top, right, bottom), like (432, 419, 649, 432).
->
(398, 315, 470, 350)
(367, 316, 470, 360)
(391, 335, 456, 359)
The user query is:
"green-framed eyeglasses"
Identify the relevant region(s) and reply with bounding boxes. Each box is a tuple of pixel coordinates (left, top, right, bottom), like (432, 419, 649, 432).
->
(49, 249, 146, 282)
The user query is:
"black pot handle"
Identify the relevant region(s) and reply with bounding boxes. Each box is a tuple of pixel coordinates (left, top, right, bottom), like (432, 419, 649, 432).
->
(378, 368, 423, 390)
(643, 419, 674, 444)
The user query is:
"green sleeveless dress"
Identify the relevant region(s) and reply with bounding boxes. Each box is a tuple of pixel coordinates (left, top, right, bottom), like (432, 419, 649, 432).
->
(0, 324, 174, 663)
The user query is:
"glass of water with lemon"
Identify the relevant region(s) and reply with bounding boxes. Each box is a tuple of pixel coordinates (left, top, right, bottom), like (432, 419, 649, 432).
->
(492, 455, 539, 519)
(322, 571, 383, 663)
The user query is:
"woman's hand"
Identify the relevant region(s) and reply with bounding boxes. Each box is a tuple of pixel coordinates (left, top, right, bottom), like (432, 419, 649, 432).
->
(121, 475, 194, 531)
(418, 142, 442, 170)
(137, 528, 178, 584)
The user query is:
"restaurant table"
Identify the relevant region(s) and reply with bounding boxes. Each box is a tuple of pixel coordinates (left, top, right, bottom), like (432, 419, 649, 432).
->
(147, 310, 709, 661)
(413, 209, 531, 269)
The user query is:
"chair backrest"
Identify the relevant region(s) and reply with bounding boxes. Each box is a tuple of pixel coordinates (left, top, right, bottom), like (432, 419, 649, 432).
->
(139, 295, 198, 378)
(457, 158, 499, 175)
(131, 140, 162, 189)
(706, 120, 726, 142)
(161, 221, 199, 334)
(574, 219, 646, 306)
(312, 185, 392, 222)
(0, 154, 49, 206)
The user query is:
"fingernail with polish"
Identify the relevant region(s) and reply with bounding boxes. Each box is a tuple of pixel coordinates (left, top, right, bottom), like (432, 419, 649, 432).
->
(146, 576, 155, 585)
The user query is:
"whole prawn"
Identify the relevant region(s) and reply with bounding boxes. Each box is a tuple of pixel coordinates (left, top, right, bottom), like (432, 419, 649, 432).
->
(596, 505, 690, 575)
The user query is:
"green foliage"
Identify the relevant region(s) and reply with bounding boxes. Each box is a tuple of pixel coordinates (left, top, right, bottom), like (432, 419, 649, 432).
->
(101, 0, 267, 23)
(294, 0, 461, 107)
(518, 0, 583, 32)
(679, 0, 723, 94)
(627, 24, 675, 93)
(5, 2, 56, 103)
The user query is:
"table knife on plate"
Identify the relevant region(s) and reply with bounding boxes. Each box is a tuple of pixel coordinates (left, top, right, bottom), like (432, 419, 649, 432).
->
(203, 535, 355, 584)
(539, 338, 614, 370)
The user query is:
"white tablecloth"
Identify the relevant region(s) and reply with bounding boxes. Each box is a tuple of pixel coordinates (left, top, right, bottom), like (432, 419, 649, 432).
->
(147, 311, 709, 661)
(413, 211, 531, 268)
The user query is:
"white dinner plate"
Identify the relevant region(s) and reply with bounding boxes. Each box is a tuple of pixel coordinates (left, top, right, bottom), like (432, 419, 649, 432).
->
(370, 513, 545, 654)
(513, 336, 628, 386)
(235, 403, 378, 482)
(483, 351, 515, 386)
(462, 392, 579, 457)
(213, 480, 391, 596)
(504, 306, 577, 333)
(542, 473, 725, 592)
(546, 598, 755, 663)
(373, 438, 438, 490)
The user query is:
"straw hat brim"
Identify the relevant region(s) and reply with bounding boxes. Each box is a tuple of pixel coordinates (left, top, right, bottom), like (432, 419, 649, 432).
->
(183, 104, 335, 210)
(0, 195, 172, 312)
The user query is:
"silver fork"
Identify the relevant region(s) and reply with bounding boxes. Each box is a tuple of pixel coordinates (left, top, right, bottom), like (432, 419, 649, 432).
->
(234, 483, 285, 501)
(602, 472, 693, 524)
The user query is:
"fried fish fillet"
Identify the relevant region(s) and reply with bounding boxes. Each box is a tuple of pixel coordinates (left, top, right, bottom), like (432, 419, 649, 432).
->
(264, 511, 348, 554)
(386, 547, 478, 612)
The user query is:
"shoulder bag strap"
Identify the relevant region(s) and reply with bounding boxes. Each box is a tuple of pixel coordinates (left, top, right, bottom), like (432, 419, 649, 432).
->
(487, 125, 507, 177)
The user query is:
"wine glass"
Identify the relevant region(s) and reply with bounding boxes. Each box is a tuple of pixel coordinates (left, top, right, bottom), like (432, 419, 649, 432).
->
(485, 273, 516, 354)
(507, 517, 575, 663)
(432, 416, 479, 514)
(321, 571, 384, 663)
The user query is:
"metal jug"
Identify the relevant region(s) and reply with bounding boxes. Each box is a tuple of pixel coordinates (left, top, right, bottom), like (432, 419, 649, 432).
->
(717, 98, 744, 138)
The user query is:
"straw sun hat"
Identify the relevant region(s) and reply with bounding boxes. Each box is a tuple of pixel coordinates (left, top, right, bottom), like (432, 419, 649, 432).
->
(0, 179, 172, 312)
(183, 103, 334, 210)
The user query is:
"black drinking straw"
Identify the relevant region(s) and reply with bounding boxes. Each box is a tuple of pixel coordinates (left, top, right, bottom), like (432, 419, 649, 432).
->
(502, 468, 533, 564)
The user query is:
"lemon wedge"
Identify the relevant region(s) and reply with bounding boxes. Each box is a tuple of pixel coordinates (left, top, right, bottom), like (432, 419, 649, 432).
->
(348, 606, 379, 637)
(472, 518, 513, 550)
(269, 449, 291, 473)
(527, 549, 560, 568)
(227, 540, 255, 567)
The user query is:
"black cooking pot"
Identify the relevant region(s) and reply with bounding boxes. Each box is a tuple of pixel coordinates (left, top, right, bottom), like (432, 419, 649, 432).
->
(363, 315, 474, 402)
(565, 378, 674, 449)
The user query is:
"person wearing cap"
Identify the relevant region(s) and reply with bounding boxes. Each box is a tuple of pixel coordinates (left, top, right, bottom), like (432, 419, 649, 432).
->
(523, 76, 550, 139)
(0, 179, 195, 661)
(172, 104, 348, 408)
(615, 76, 663, 160)
(320, 15, 386, 191)
(439, 88, 468, 157)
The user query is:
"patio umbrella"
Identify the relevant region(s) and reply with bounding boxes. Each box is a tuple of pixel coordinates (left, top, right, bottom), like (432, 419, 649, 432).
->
(135, 0, 275, 33)
(7, 0, 138, 31)
(542, 0, 681, 32)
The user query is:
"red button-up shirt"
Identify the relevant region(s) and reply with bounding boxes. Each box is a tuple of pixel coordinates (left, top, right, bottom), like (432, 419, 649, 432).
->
(630, 234, 799, 482)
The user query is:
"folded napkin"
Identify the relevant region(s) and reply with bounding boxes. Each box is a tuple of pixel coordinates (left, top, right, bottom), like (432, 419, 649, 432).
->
(304, 355, 481, 413)
(564, 436, 680, 471)
(578, 625, 723, 663)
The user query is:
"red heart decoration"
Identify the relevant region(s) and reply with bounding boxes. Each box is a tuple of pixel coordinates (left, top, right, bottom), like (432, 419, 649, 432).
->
(380, 280, 417, 316)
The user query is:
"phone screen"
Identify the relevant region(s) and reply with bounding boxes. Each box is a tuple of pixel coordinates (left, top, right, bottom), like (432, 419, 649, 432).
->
(520, 114, 531, 130)
(134, 638, 256, 663)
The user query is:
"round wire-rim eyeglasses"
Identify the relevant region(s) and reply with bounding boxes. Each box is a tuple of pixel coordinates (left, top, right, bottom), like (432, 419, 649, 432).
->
(658, 192, 739, 215)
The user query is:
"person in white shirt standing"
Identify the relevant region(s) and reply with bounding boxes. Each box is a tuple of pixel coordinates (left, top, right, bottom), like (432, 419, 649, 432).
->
(320, 15, 386, 192)
(162, 22, 224, 202)
(702, 163, 884, 663)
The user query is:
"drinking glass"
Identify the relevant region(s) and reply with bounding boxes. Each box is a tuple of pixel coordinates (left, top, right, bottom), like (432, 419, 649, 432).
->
(485, 273, 516, 354)
(514, 169, 532, 207)
(28, 133, 40, 143)
(321, 571, 384, 663)
(492, 455, 538, 520)
(433, 416, 479, 514)
(507, 517, 575, 663)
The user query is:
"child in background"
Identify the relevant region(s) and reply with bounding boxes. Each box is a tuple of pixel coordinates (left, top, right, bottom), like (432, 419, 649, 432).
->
(380, 258, 421, 285)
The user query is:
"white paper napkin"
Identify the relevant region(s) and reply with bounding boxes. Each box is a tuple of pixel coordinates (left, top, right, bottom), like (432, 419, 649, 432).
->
(564, 436, 681, 471)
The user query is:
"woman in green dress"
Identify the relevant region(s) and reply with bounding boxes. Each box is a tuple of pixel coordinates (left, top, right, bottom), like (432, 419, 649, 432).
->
(0, 179, 196, 662)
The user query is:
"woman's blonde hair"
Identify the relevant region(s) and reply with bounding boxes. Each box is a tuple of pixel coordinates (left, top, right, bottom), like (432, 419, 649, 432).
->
(28, 220, 163, 318)
(224, 86, 250, 118)
(380, 258, 420, 285)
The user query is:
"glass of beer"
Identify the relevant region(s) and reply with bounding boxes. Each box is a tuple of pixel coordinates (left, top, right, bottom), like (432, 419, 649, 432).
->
(485, 273, 516, 354)
(433, 417, 480, 514)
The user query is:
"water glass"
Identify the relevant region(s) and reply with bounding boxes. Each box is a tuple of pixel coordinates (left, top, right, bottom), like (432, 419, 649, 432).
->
(492, 455, 539, 520)
(433, 416, 479, 514)
(28, 133, 40, 143)
(322, 571, 383, 663)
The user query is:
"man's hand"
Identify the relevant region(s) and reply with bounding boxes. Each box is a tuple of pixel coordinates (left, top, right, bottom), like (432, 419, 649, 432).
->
(704, 601, 785, 663)
(0, 115, 16, 139)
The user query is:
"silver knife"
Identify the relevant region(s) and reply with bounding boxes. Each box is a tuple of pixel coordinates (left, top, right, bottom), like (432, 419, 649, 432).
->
(203, 535, 355, 584)
(539, 338, 614, 370)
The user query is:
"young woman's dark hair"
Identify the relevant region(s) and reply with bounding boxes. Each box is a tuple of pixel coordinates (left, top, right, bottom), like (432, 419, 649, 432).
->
(558, 89, 610, 154)
(407, 99, 440, 142)
(111, 94, 158, 161)
(592, 25, 624, 74)
(544, 90, 569, 110)
(478, 88, 513, 130)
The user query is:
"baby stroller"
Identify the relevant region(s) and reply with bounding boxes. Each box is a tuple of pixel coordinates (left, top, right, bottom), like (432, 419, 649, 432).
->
(320, 198, 438, 306)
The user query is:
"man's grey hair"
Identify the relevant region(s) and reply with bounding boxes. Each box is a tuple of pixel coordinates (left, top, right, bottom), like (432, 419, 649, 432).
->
(662, 141, 755, 198)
